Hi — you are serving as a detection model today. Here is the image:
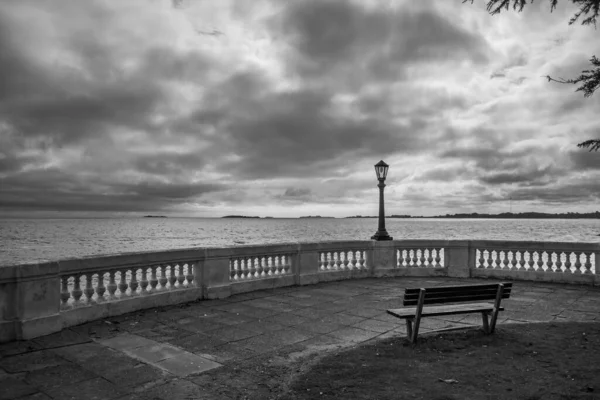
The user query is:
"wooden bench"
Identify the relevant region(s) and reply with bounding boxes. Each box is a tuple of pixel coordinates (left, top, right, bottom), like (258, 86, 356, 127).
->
(387, 283, 512, 343)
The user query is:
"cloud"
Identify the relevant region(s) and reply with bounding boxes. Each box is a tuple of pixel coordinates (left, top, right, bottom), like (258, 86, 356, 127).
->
(0, 0, 598, 217)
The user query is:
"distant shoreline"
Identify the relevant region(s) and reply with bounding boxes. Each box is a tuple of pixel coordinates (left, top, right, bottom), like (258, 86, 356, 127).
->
(347, 212, 600, 219)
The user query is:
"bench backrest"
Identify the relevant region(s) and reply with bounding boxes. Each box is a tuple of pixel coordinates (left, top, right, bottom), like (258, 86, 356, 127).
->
(403, 283, 512, 306)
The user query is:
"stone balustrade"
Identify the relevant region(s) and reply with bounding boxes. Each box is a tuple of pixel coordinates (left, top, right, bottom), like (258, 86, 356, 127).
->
(0, 239, 598, 343)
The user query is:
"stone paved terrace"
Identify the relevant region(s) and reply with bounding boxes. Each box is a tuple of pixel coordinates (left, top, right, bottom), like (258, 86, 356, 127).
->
(1, 276, 599, 400)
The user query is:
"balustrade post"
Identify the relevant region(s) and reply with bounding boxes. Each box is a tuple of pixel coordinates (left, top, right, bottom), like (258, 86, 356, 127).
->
(446, 241, 472, 278)
(371, 240, 396, 277)
(296, 243, 320, 285)
(203, 249, 232, 299)
(0, 262, 62, 342)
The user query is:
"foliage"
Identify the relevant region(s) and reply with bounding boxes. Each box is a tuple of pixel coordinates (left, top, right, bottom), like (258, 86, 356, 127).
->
(465, 0, 599, 151)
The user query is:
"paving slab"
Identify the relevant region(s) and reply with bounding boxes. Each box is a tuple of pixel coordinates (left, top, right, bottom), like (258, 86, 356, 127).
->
(154, 352, 222, 377)
(99, 334, 157, 351)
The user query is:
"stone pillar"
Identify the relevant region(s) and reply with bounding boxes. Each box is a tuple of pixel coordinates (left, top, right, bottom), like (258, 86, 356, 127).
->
(296, 243, 321, 285)
(371, 241, 396, 277)
(203, 249, 231, 299)
(0, 262, 63, 342)
(445, 241, 472, 278)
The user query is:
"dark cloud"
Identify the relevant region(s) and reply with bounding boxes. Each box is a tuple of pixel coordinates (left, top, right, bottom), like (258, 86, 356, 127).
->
(283, 188, 312, 198)
(272, 0, 489, 81)
(569, 150, 600, 170)
(0, 168, 225, 212)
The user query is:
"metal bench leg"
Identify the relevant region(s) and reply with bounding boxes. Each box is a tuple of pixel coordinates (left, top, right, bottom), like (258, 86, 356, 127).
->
(481, 312, 490, 334)
(489, 284, 504, 334)
(412, 316, 422, 343)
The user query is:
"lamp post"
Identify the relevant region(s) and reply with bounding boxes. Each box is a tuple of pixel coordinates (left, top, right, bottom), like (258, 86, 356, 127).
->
(371, 160, 393, 241)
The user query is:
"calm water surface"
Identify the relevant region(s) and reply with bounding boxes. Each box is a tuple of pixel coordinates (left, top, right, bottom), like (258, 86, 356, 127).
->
(1, 218, 599, 266)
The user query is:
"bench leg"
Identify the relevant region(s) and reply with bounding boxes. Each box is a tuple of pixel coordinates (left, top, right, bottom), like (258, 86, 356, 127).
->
(481, 312, 490, 334)
(406, 319, 413, 341)
(412, 316, 422, 343)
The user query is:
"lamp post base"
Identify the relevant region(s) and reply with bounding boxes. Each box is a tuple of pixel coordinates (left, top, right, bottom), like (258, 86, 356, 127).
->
(371, 231, 393, 241)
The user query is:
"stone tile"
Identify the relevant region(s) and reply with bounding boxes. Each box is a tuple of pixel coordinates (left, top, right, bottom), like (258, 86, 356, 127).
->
(272, 327, 315, 346)
(201, 342, 261, 364)
(299, 334, 345, 349)
(24, 364, 97, 391)
(351, 318, 399, 333)
(0, 341, 43, 358)
(144, 378, 212, 399)
(32, 329, 91, 349)
(212, 313, 256, 326)
(99, 334, 157, 351)
(371, 312, 402, 323)
(51, 342, 127, 364)
(299, 319, 344, 334)
(0, 350, 68, 373)
(102, 363, 170, 388)
(236, 320, 287, 334)
(290, 307, 338, 319)
(328, 327, 381, 343)
(0, 376, 38, 400)
(44, 377, 126, 400)
(317, 312, 366, 326)
(343, 306, 384, 318)
(134, 326, 194, 342)
(261, 312, 310, 327)
(175, 318, 228, 334)
(203, 326, 260, 342)
(235, 333, 287, 353)
(155, 352, 221, 377)
(124, 343, 184, 363)
(69, 321, 122, 340)
(169, 333, 227, 353)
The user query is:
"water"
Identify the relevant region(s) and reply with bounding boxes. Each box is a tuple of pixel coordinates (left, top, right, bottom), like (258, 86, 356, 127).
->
(1, 217, 599, 266)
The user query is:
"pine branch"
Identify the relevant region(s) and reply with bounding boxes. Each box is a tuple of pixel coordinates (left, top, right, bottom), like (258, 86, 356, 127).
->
(577, 139, 600, 151)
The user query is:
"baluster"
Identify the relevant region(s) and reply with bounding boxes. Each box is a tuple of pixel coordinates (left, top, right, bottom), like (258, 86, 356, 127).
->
(130, 268, 139, 294)
(246, 257, 254, 279)
(230, 259, 238, 280)
(510, 252, 518, 270)
(411, 249, 419, 266)
(319, 253, 325, 271)
(60, 276, 70, 305)
(140, 268, 149, 294)
(359, 251, 366, 269)
(256, 256, 263, 276)
(419, 249, 426, 267)
(71, 274, 83, 302)
(282, 255, 290, 274)
(435, 248, 442, 268)
(526, 252, 535, 271)
(186, 263, 195, 285)
(84, 273, 95, 303)
(158, 265, 168, 289)
(333, 252, 340, 270)
(488, 251, 496, 269)
(257, 257, 265, 278)
(177, 264, 186, 286)
(546, 252, 556, 272)
(118, 269, 129, 296)
(574, 252, 583, 274)
(501, 251, 509, 269)
(107, 271, 118, 298)
(343, 252, 349, 270)
(518, 252, 526, 270)
(350, 251, 357, 270)
(424, 248, 431, 267)
(397, 249, 404, 267)
(277, 255, 285, 274)
(583, 252, 592, 275)
(537, 251, 548, 271)
(554, 253, 563, 273)
(149, 265, 159, 291)
(476, 250, 484, 269)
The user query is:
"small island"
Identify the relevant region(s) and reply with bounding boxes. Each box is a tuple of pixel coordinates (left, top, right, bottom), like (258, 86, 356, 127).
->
(143, 215, 167, 218)
(299, 215, 335, 219)
(221, 215, 261, 219)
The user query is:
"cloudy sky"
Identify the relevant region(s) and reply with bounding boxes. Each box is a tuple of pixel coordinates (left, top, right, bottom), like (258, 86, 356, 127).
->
(0, 0, 598, 218)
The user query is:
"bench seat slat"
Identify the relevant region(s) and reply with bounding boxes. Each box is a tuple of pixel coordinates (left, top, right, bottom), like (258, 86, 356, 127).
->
(403, 293, 511, 306)
(387, 303, 504, 319)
